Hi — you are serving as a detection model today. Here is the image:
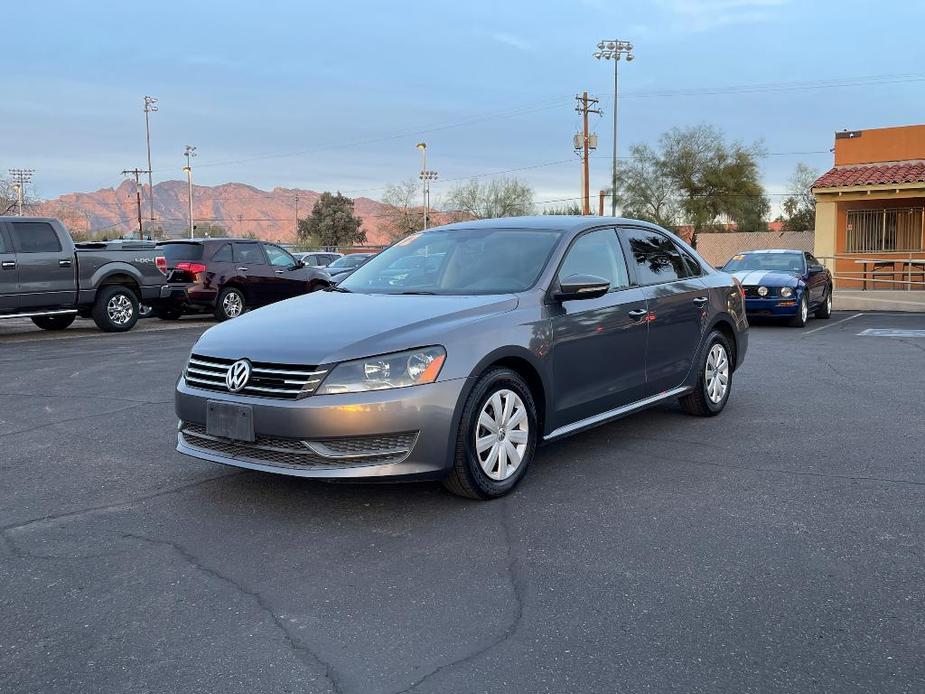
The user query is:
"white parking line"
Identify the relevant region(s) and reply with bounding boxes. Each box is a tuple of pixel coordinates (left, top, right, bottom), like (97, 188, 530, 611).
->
(802, 312, 864, 336)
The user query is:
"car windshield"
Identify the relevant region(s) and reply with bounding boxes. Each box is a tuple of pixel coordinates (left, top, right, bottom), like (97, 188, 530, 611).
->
(339, 228, 562, 295)
(329, 254, 369, 269)
(723, 252, 804, 274)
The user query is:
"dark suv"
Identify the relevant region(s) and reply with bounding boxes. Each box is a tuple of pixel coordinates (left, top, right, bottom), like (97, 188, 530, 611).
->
(158, 239, 331, 320)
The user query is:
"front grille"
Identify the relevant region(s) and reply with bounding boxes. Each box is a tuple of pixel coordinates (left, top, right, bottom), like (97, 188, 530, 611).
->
(185, 353, 327, 399)
(179, 423, 417, 470)
(744, 286, 778, 298)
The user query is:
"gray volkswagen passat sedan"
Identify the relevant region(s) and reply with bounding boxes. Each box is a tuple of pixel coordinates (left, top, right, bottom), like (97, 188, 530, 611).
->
(175, 217, 748, 499)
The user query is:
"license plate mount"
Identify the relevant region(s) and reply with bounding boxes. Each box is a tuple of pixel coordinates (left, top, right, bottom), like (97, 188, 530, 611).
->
(206, 401, 255, 442)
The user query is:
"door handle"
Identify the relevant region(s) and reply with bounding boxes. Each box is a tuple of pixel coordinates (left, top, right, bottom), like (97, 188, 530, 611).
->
(1, 261, 15, 269)
(59, 259, 72, 267)
(692, 296, 709, 305)
(237, 267, 248, 272)
(274, 269, 285, 274)
(628, 308, 648, 318)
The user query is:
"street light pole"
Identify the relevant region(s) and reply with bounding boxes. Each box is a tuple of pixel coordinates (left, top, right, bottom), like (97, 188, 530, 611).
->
(143, 96, 158, 226)
(416, 142, 437, 230)
(594, 39, 634, 217)
(183, 145, 197, 238)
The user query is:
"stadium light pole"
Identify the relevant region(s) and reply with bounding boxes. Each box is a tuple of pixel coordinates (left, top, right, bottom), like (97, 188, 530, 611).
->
(143, 96, 158, 225)
(183, 145, 197, 238)
(416, 142, 437, 230)
(594, 39, 634, 216)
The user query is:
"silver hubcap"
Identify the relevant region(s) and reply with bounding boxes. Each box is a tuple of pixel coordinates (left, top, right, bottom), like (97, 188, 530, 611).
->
(475, 389, 529, 481)
(801, 298, 808, 322)
(107, 294, 134, 325)
(827, 294, 832, 312)
(223, 291, 243, 318)
(705, 343, 729, 404)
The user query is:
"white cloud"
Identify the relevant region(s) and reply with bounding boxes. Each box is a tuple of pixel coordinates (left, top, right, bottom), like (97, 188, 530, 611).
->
(656, 0, 789, 32)
(491, 32, 533, 51)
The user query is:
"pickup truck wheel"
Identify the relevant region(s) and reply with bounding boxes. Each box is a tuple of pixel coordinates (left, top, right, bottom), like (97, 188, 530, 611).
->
(214, 287, 246, 321)
(31, 314, 77, 331)
(92, 285, 140, 332)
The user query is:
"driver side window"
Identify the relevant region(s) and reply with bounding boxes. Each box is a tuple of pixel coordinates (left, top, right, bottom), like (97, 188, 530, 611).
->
(263, 244, 295, 267)
(557, 229, 629, 291)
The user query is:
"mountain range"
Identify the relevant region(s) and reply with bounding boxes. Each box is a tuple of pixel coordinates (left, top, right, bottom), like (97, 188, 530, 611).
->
(38, 180, 409, 245)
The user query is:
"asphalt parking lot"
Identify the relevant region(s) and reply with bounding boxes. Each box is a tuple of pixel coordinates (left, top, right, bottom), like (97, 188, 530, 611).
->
(1, 312, 923, 694)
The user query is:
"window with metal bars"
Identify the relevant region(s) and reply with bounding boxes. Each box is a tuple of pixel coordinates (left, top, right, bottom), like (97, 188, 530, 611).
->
(845, 208, 924, 252)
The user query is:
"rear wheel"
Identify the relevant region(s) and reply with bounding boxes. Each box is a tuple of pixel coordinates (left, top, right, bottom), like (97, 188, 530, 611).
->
(814, 288, 833, 319)
(214, 287, 245, 321)
(680, 330, 733, 417)
(443, 368, 537, 500)
(31, 314, 76, 331)
(92, 285, 140, 332)
(789, 294, 809, 328)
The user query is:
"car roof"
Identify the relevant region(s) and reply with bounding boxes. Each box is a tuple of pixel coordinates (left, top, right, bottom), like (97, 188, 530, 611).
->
(740, 249, 805, 254)
(158, 238, 260, 245)
(427, 215, 666, 234)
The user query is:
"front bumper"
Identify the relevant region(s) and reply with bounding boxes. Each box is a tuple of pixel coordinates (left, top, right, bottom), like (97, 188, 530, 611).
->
(744, 296, 800, 317)
(175, 377, 469, 480)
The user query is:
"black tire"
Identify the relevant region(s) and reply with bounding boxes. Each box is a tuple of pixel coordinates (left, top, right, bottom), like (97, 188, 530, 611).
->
(91, 285, 140, 332)
(814, 287, 833, 319)
(789, 294, 809, 328)
(679, 330, 734, 417)
(156, 305, 185, 321)
(443, 368, 538, 500)
(31, 314, 76, 331)
(214, 286, 246, 321)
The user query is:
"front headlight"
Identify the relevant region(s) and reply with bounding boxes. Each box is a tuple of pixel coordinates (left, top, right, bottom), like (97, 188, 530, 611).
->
(316, 346, 446, 394)
(780, 287, 793, 298)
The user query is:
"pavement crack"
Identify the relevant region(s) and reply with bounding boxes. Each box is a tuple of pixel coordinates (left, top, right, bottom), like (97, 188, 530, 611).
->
(124, 532, 345, 694)
(0, 391, 172, 405)
(0, 401, 159, 439)
(393, 498, 525, 694)
(1, 472, 242, 535)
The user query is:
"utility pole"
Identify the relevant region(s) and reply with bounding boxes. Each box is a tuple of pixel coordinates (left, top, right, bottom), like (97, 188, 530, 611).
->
(143, 96, 158, 224)
(574, 93, 601, 215)
(183, 145, 197, 238)
(594, 40, 634, 216)
(8, 169, 34, 216)
(416, 142, 438, 229)
(294, 193, 299, 240)
(121, 168, 150, 239)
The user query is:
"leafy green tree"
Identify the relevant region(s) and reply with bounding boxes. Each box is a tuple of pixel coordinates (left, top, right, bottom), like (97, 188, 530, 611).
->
(298, 192, 366, 247)
(778, 163, 818, 231)
(614, 143, 681, 228)
(380, 179, 425, 241)
(445, 177, 535, 220)
(543, 203, 583, 215)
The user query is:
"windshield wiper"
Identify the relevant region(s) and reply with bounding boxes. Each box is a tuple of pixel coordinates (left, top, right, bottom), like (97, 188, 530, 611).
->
(324, 285, 351, 293)
(397, 290, 436, 295)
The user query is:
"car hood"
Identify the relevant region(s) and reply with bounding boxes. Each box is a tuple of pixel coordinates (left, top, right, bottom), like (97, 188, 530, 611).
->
(192, 291, 519, 365)
(731, 270, 801, 287)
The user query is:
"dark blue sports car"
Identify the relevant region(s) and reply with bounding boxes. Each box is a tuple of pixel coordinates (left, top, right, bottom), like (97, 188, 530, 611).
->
(721, 249, 833, 327)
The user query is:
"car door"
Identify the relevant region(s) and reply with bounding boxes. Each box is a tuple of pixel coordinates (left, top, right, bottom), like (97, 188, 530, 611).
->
(231, 242, 271, 306)
(549, 227, 649, 430)
(262, 243, 307, 301)
(619, 226, 707, 395)
(7, 219, 76, 310)
(0, 223, 19, 311)
(803, 252, 827, 306)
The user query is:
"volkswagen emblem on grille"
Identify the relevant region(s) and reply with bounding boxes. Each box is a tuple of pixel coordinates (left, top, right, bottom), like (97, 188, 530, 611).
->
(226, 359, 252, 393)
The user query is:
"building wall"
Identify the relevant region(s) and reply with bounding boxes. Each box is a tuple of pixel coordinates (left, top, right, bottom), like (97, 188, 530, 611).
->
(696, 231, 815, 266)
(834, 124, 925, 166)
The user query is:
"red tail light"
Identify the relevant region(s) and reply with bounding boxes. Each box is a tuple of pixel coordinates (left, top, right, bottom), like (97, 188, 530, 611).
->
(176, 261, 208, 275)
(155, 256, 168, 275)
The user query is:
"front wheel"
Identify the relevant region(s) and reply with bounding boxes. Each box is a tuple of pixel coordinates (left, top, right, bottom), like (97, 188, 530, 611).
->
(214, 287, 246, 321)
(443, 368, 538, 500)
(31, 314, 77, 331)
(789, 294, 809, 328)
(814, 288, 833, 319)
(679, 330, 733, 417)
(91, 285, 140, 332)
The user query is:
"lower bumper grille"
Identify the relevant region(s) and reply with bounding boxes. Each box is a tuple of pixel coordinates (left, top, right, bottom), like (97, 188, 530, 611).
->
(178, 423, 418, 470)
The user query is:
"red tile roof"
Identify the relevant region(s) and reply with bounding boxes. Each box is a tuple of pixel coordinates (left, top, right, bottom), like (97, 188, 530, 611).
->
(812, 161, 925, 188)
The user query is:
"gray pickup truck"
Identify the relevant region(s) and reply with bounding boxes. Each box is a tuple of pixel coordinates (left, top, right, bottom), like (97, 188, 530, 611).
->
(0, 216, 173, 332)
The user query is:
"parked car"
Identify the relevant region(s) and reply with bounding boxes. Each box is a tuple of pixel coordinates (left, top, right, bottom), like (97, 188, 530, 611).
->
(0, 216, 171, 332)
(175, 217, 748, 499)
(157, 239, 332, 321)
(721, 249, 832, 327)
(293, 251, 343, 268)
(325, 252, 377, 283)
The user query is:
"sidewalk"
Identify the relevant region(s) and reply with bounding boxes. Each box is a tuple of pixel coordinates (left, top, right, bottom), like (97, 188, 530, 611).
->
(833, 289, 925, 312)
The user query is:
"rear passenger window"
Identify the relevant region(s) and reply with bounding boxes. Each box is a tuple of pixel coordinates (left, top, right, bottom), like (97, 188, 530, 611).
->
(233, 244, 265, 264)
(557, 228, 629, 291)
(211, 244, 232, 262)
(9, 222, 62, 253)
(620, 228, 688, 284)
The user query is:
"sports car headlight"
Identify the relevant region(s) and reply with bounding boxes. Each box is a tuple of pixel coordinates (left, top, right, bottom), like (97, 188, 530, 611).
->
(780, 287, 793, 298)
(757, 286, 768, 297)
(316, 346, 446, 394)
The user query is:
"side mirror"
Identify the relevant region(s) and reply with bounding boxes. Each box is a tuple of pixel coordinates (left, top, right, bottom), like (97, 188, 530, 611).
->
(808, 263, 824, 274)
(554, 274, 611, 301)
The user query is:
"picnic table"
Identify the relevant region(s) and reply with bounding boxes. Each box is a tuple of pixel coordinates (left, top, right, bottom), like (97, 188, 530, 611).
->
(854, 258, 925, 290)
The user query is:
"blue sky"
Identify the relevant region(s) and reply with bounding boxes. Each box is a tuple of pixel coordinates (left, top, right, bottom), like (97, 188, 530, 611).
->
(3, 0, 924, 210)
